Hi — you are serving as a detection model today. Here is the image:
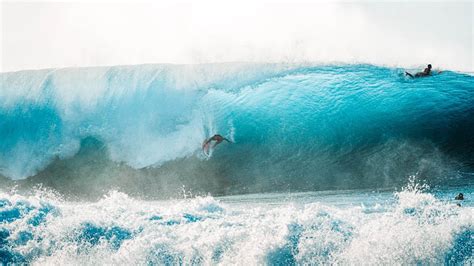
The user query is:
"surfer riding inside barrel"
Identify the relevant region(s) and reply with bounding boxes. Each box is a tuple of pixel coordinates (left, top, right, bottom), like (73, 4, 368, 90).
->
(202, 134, 232, 155)
(405, 64, 432, 78)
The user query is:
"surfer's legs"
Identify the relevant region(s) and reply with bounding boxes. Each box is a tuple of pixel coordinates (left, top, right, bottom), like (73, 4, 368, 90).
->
(415, 72, 427, 78)
(202, 142, 210, 155)
(405, 72, 414, 78)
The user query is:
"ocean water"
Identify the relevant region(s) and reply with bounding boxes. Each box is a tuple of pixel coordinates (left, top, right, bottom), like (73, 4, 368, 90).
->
(0, 183, 472, 264)
(0, 63, 473, 264)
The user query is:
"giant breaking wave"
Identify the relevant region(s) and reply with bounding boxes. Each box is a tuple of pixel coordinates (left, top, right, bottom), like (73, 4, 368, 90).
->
(1, 63, 473, 198)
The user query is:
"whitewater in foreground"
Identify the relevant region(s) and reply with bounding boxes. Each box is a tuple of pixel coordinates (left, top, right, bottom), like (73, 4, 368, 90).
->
(0, 183, 472, 264)
(1, 63, 473, 264)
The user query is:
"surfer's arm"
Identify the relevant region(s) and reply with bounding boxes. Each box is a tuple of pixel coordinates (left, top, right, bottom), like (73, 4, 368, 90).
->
(223, 138, 232, 143)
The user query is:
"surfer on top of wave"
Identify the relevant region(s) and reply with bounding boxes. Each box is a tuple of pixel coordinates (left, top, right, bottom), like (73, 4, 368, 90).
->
(405, 64, 433, 78)
(202, 134, 232, 155)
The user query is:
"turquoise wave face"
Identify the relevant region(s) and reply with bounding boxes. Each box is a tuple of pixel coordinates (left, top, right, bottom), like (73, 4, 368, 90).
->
(0, 64, 473, 196)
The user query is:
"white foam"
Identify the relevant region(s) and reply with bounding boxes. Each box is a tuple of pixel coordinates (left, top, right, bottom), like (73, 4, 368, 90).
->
(0, 187, 471, 264)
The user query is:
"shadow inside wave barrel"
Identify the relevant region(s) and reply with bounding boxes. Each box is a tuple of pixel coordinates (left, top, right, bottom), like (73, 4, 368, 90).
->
(4, 135, 472, 200)
(4, 137, 232, 200)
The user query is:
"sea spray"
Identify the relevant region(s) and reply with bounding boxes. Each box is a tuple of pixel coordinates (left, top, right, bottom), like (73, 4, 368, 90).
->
(0, 185, 472, 264)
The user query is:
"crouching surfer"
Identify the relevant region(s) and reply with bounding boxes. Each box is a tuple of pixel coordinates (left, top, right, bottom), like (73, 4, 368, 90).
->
(405, 64, 432, 78)
(202, 134, 232, 155)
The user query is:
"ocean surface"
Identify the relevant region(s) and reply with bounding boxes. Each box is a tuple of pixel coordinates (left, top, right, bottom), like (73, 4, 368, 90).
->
(1, 63, 473, 264)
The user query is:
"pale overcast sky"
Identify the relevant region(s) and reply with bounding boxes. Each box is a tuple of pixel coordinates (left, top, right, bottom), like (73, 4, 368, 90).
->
(1, 1, 472, 72)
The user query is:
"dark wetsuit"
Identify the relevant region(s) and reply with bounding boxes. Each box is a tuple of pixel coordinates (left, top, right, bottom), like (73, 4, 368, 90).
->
(406, 67, 431, 78)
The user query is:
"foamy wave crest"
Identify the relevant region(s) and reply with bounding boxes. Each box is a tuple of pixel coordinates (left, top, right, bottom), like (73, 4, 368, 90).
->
(0, 186, 472, 264)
